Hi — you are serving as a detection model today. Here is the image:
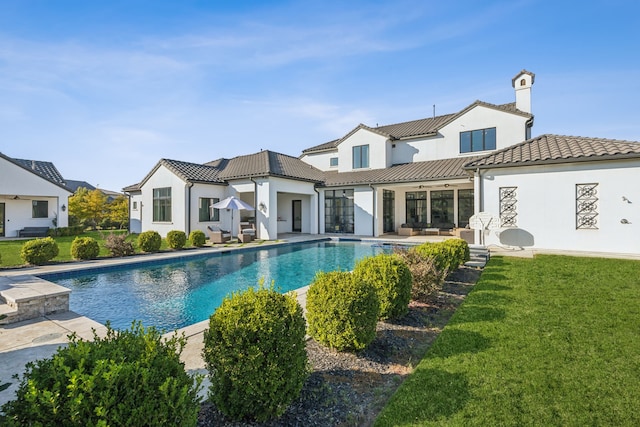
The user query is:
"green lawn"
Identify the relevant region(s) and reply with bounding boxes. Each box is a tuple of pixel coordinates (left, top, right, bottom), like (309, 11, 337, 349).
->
(0, 231, 159, 267)
(375, 255, 640, 426)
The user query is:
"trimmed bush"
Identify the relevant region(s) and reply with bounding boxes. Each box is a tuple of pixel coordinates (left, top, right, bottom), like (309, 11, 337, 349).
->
(70, 236, 100, 260)
(137, 230, 161, 253)
(20, 237, 59, 265)
(414, 239, 470, 278)
(203, 284, 308, 422)
(306, 271, 379, 352)
(104, 233, 135, 257)
(189, 230, 206, 247)
(352, 253, 412, 320)
(1, 322, 202, 427)
(395, 247, 442, 301)
(166, 230, 187, 250)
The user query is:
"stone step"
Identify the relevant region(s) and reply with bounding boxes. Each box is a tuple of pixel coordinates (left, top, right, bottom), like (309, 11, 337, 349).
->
(0, 303, 18, 324)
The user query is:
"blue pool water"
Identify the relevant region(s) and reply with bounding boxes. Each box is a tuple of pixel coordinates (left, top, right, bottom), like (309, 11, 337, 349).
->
(46, 241, 390, 331)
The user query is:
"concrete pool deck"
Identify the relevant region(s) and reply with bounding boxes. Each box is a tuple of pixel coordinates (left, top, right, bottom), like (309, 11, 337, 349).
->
(1, 233, 637, 407)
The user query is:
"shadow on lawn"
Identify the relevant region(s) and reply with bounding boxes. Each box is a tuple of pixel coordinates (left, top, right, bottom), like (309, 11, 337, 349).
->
(409, 369, 471, 421)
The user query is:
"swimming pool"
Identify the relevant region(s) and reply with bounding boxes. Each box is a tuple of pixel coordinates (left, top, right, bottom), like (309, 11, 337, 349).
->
(45, 241, 391, 331)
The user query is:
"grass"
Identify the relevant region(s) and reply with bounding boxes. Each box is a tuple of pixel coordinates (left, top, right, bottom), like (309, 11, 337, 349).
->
(375, 255, 640, 426)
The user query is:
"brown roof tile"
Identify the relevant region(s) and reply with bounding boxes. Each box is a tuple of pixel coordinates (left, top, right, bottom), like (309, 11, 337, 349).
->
(302, 100, 532, 154)
(464, 134, 640, 169)
(322, 156, 479, 187)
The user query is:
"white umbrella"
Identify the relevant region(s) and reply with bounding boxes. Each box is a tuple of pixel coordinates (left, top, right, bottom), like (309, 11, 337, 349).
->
(211, 196, 255, 237)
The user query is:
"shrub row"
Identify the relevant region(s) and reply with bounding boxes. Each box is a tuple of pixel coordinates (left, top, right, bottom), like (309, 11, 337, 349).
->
(16, 229, 209, 265)
(306, 253, 413, 352)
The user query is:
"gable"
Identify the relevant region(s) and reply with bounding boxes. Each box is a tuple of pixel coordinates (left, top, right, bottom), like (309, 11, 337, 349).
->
(0, 156, 72, 196)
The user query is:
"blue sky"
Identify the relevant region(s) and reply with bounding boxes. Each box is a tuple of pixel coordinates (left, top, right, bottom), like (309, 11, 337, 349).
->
(1, 0, 638, 192)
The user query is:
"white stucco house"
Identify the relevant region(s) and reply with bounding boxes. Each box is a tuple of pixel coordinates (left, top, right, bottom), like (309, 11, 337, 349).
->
(126, 70, 640, 255)
(0, 153, 72, 238)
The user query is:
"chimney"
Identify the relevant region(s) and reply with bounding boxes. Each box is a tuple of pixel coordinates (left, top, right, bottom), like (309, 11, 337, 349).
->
(512, 70, 535, 114)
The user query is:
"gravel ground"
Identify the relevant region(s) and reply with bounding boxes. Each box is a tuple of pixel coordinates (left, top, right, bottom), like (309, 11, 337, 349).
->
(197, 266, 482, 427)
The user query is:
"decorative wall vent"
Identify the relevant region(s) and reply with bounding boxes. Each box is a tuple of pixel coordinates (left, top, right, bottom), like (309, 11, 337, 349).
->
(576, 183, 598, 229)
(499, 187, 518, 227)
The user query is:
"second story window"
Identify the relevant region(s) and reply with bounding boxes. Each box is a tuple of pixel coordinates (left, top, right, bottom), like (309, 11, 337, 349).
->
(460, 127, 496, 153)
(352, 145, 369, 169)
(330, 157, 338, 167)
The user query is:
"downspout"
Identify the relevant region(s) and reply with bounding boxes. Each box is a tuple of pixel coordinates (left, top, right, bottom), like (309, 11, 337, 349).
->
(475, 167, 483, 245)
(369, 184, 376, 237)
(187, 182, 193, 236)
(314, 185, 321, 235)
(250, 177, 259, 239)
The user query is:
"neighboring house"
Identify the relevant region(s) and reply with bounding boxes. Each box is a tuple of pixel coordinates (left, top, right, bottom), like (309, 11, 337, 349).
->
(464, 134, 640, 254)
(65, 180, 122, 202)
(0, 153, 72, 238)
(126, 70, 640, 255)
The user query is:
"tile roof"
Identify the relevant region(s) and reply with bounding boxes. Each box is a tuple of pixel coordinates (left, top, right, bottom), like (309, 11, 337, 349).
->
(216, 150, 326, 182)
(0, 152, 72, 192)
(11, 158, 65, 184)
(322, 156, 480, 187)
(301, 100, 532, 154)
(464, 134, 640, 169)
(160, 159, 226, 184)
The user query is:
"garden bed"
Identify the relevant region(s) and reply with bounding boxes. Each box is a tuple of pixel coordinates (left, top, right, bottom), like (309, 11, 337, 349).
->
(197, 266, 482, 426)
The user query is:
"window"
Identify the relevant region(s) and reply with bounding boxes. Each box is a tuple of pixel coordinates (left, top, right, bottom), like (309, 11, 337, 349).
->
(153, 187, 172, 222)
(199, 197, 220, 222)
(405, 191, 427, 225)
(132, 201, 138, 210)
(329, 157, 338, 167)
(324, 189, 354, 233)
(499, 187, 517, 227)
(430, 190, 454, 226)
(457, 189, 474, 228)
(576, 183, 598, 229)
(460, 127, 496, 153)
(32, 200, 48, 218)
(352, 145, 369, 169)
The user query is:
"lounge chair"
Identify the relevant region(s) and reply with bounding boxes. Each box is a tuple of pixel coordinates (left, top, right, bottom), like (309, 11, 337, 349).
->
(207, 226, 231, 243)
(238, 222, 256, 242)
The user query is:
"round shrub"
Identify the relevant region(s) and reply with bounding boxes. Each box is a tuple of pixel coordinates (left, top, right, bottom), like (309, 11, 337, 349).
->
(189, 230, 206, 247)
(166, 230, 187, 250)
(20, 237, 59, 265)
(1, 322, 202, 427)
(137, 230, 161, 253)
(104, 233, 135, 257)
(306, 271, 379, 352)
(70, 236, 100, 260)
(203, 285, 308, 422)
(352, 253, 412, 320)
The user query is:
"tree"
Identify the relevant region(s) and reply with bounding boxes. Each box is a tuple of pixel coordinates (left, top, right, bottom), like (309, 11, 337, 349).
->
(68, 187, 108, 230)
(108, 195, 129, 229)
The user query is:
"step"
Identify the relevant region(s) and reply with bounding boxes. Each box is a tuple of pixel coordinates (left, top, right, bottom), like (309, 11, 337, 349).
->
(0, 303, 18, 324)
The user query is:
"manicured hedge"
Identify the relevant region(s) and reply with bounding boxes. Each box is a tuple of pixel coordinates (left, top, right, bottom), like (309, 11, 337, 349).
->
(203, 285, 308, 422)
(352, 253, 413, 320)
(20, 237, 59, 265)
(306, 271, 379, 351)
(1, 322, 202, 426)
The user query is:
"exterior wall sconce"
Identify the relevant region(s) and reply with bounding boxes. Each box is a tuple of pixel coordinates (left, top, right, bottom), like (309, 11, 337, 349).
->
(258, 202, 267, 212)
(61, 204, 66, 212)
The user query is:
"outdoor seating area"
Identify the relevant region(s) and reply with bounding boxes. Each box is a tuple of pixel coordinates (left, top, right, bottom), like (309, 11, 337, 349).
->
(18, 227, 50, 238)
(206, 226, 231, 244)
(399, 223, 455, 236)
(238, 222, 256, 243)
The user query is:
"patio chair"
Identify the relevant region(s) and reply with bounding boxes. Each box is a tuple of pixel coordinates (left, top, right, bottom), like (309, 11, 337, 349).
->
(238, 222, 256, 241)
(207, 226, 231, 244)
